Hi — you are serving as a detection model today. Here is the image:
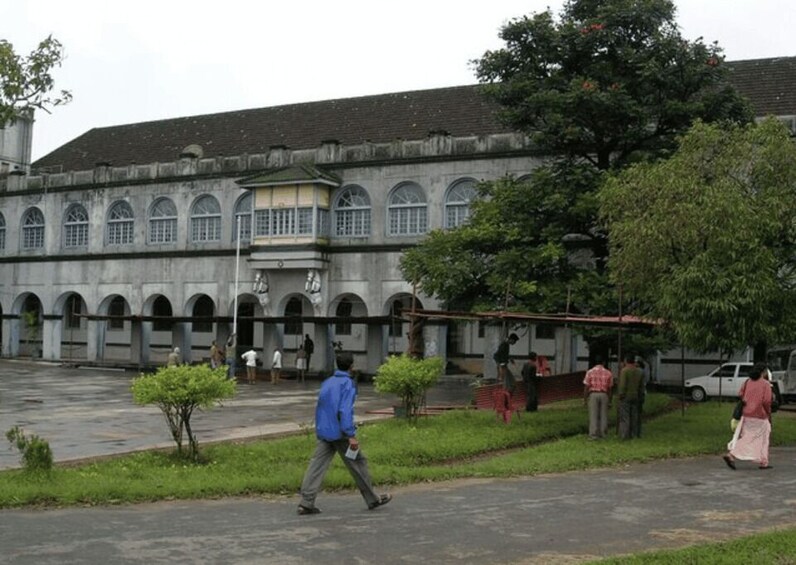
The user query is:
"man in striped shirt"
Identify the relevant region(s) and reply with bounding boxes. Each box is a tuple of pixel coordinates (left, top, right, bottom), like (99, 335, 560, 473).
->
(583, 356, 613, 439)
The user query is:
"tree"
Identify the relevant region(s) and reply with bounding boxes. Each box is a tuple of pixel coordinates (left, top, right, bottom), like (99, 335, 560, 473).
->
(401, 0, 750, 318)
(131, 365, 236, 461)
(0, 35, 72, 127)
(475, 0, 750, 170)
(373, 355, 443, 421)
(600, 118, 796, 355)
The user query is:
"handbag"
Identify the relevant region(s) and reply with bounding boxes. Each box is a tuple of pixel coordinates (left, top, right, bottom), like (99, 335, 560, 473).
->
(732, 400, 744, 421)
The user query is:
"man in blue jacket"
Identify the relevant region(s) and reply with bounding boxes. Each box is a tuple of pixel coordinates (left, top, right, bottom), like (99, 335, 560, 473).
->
(298, 351, 392, 514)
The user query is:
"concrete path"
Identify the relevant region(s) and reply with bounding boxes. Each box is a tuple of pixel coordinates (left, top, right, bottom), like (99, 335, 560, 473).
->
(1, 360, 795, 564)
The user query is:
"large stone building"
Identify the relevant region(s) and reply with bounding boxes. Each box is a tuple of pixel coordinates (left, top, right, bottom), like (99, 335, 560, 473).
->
(1, 57, 795, 379)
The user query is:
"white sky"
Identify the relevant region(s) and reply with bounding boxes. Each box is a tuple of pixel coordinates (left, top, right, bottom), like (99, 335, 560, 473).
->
(4, 0, 795, 160)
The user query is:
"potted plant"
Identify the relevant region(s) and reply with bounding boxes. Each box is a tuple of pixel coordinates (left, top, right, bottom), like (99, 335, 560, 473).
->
(373, 354, 443, 420)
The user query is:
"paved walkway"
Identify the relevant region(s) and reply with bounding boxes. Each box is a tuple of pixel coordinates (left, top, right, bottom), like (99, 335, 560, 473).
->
(1, 360, 795, 564)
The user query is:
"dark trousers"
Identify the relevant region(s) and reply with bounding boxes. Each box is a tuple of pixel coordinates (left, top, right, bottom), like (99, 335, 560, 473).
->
(524, 378, 538, 412)
(619, 399, 641, 439)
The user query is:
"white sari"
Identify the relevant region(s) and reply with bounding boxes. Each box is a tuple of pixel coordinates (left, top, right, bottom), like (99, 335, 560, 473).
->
(728, 416, 771, 466)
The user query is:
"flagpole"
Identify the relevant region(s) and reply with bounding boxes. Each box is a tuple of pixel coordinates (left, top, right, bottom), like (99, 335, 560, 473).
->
(233, 215, 241, 337)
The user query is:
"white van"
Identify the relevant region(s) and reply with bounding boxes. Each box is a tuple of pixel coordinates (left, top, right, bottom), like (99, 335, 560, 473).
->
(684, 362, 753, 402)
(766, 346, 796, 401)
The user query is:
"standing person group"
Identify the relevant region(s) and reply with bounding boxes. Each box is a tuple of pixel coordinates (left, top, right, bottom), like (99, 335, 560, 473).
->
(167, 347, 181, 367)
(617, 355, 644, 439)
(271, 346, 282, 384)
(494, 333, 519, 390)
(241, 348, 258, 384)
(209, 340, 225, 369)
(724, 362, 774, 470)
(296, 343, 307, 383)
(521, 352, 539, 412)
(226, 334, 237, 379)
(303, 334, 314, 373)
(583, 356, 613, 439)
(297, 351, 392, 514)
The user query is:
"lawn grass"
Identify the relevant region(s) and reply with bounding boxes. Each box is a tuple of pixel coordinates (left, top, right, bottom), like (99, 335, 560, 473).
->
(589, 527, 796, 564)
(0, 393, 794, 508)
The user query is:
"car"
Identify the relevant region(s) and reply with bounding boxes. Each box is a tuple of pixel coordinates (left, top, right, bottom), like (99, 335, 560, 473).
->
(685, 362, 754, 402)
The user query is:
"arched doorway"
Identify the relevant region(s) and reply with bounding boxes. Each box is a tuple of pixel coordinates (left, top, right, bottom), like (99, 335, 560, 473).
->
(16, 294, 43, 358)
(384, 294, 423, 355)
(55, 292, 89, 362)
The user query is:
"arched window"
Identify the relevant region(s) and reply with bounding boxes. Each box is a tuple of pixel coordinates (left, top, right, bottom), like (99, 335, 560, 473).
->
(388, 183, 427, 236)
(445, 179, 478, 229)
(149, 198, 177, 244)
(284, 297, 303, 336)
(0, 212, 5, 251)
(63, 204, 89, 248)
(335, 297, 353, 335)
(191, 195, 221, 243)
(192, 296, 215, 333)
(21, 207, 45, 250)
(152, 296, 173, 332)
(334, 185, 371, 237)
(106, 201, 134, 246)
(234, 193, 252, 243)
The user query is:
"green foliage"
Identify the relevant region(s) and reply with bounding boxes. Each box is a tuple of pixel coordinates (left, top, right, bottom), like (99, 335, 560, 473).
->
(373, 355, 443, 420)
(589, 528, 796, 564)
(402, 0, 750, 327)
(1, 396, 795, 508)
(131, 364, 235, 461)
(601, 119, 796, 353)
(475, 0, 751, 169)
(5, 426, 53, 473)
(0, 36, 72, 126)
(402, 165, 609, 313)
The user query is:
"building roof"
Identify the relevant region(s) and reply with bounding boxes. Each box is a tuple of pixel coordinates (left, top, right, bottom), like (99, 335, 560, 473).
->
(32, 57, 796, 173)
(725, 57, 796, 118)
(33, 85, 509, 173)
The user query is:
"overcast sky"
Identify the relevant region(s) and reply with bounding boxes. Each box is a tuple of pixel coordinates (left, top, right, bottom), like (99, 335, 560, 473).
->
(4, 0, 795, 161)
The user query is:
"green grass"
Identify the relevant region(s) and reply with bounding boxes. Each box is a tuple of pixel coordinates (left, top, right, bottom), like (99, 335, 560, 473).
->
(589, 527, 796, 564)
(0, 394, 794, 508)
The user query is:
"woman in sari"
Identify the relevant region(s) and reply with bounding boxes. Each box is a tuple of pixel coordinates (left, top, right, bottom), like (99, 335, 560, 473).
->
(723, 363, 773, 470)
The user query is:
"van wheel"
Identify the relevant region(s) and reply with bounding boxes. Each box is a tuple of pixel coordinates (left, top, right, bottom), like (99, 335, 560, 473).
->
(690, 387, 707, 402)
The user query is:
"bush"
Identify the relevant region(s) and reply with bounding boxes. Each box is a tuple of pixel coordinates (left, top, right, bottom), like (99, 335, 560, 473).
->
(131, 364, 235, 461)
(5, 426, 53, 473)
(373, 355, 443, 420)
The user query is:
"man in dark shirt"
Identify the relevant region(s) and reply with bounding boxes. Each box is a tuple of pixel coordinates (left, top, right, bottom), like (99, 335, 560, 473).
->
(521, 352, 539, 412)
(493, 333, 518, 390)
(617, 355, 644, 439)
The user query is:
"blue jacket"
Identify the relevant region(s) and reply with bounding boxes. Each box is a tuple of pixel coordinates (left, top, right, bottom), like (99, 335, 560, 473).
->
(315, 370, 357, 441)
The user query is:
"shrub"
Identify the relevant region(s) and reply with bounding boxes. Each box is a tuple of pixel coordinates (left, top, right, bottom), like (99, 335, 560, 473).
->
(373, 355, 443, 420)
(5, 426, 53, 473)
(131, 364, 235, 461)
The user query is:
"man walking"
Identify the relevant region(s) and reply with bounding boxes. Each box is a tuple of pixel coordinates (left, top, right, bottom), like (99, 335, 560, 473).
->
(298, 351, 391, 514)
(583, 355, 613, 439)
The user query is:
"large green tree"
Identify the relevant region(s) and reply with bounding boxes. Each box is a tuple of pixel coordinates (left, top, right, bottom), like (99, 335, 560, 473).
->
(0, 35, 71, 127)
(402, 0, 750, 318)
(601, 119, 796, 355)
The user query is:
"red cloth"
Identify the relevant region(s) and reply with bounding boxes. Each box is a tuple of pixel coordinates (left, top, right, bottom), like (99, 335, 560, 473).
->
(739, 378, 772, 420)
(583, 365, 613, 393)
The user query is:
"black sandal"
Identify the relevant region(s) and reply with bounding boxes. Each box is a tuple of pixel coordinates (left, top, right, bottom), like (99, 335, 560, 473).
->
(368, 494, 392, 510)
(723, 455, 736, 470)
